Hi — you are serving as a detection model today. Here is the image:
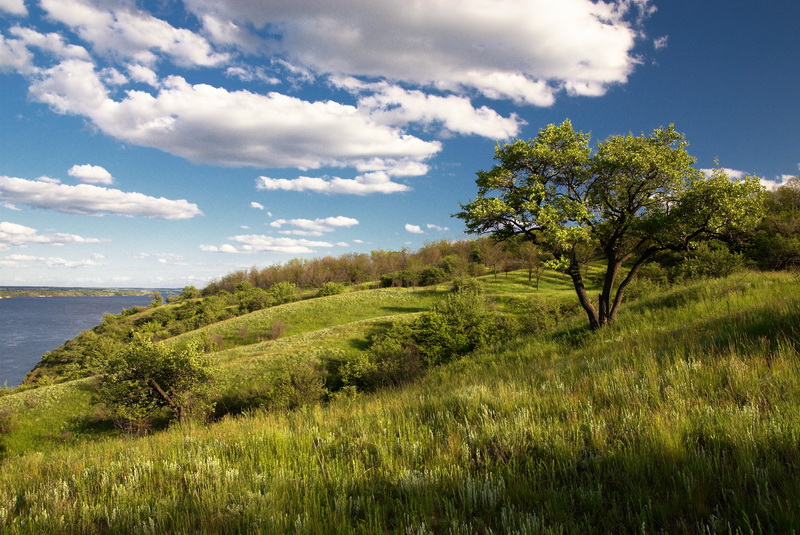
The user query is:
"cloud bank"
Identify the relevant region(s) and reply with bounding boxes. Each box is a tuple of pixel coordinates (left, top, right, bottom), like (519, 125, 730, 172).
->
(0, 176, 202, 219)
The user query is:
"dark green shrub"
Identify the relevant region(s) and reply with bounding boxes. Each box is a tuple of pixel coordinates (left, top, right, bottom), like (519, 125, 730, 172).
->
(675, 240, 744, 280)
(418, 265, 447, 286)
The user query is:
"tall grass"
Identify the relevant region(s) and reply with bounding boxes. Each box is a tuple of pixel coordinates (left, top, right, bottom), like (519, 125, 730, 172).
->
(1, 272, 798, 533)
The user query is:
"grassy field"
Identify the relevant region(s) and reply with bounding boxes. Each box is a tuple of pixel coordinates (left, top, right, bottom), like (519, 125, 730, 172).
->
(1, 271, 799, 533)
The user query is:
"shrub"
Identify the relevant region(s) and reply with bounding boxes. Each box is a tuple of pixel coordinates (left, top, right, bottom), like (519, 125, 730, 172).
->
(418, 265, 448, 286)
(450, 276, 484, 295)
(0, 409, 15, 435)
(675, 240, 744, 280)
(317, 281, 346, 297)
(269, 282, 298, 304)
(96, 336, 215, 432)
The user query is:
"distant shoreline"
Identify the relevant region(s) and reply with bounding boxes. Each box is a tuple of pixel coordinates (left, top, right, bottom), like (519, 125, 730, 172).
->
(0, 288, 168, 299)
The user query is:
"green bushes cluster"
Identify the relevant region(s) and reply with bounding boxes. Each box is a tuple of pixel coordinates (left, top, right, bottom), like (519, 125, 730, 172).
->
(334, 289, 500, 391)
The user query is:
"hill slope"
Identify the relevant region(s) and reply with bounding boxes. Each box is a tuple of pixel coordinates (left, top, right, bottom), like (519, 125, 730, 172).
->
(1, 272, 799, 533)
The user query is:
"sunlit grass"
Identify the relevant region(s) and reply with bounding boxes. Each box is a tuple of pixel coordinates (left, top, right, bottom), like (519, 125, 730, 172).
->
(1, 271, 799, 532)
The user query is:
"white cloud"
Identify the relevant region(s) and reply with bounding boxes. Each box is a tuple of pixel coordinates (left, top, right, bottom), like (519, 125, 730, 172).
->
(270, 216, 359, 236)
(654, 36, 669, 50)
(0, 176, 202, 219)
(336, 79, 524, 139)
(8, 26, 90, 61)
(225, 66, 280, 84)
(0, 221, 105, 246)
(28, 60, 441, 173)
(39, 0, 228, 68)
(405, 224, 424, 234)
(701, 168, 746, 180)
(250, 201, 265, 210)
(0, 0, 26, 16)
(202, 235, 334, 254)
(184, 0, 649, 105)
(67, 163, 114, 184)
(0, 33, 34, 73)
(426, 224, 449, 232)
(127, 64, 159, 87)
(1, 253, 104, 268)
(257, 171, 410, 196)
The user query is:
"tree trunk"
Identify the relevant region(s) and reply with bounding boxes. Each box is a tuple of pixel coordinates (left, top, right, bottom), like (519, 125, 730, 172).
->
(568, 263, 599, 330)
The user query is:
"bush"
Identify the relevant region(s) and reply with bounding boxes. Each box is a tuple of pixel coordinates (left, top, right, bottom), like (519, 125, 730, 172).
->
(269, 282, 298, 304)
(0, 409, 15, 435)
(418, 265, 448, 286)
(450, 276, 484, 295)
(338, 289, 497, 391)
(317, 282, 346, 297)
(96, 336, 215, 432)
(675, 240, 744, 280)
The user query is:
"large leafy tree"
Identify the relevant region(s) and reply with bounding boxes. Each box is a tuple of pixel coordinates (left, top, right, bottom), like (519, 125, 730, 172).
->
(457, 120, 764, 329)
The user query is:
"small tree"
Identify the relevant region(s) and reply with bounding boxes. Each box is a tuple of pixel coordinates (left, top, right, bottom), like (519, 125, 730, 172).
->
(150, 290, 163, 307)
(96, 336, 215, 431)
(457, 120, 765, 329)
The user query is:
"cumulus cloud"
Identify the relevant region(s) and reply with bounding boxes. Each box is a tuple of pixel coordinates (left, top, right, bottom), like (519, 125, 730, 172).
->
(0, 176, 202, 219)
(701, 167, 746, 180)
(0, 0, 26, 16)
(333, 78, 524, 139)
(27, 60, 440, 173)
(0, 33, 34, 73)
(250, 201, 265, 210)
(0, 221, 105, 247)
(184, 0, 649, 105)
(405, 224, 424, 234)
(270, 216, 359, 236)
(257, 171, 410, 195)
(8, 26, 90, 61)
(67, 163, 113, 184)
(427, 224, 449, 232)
(39, 0, 228, 67)
(201, 235, 334, 254)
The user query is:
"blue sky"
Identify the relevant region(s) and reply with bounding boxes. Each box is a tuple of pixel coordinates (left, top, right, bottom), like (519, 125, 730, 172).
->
(0, 0, 797, 288)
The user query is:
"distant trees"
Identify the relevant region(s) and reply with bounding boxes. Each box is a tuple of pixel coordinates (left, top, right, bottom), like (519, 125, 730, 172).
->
(457, 120, 765, 329)
(748, 177, 800, 270)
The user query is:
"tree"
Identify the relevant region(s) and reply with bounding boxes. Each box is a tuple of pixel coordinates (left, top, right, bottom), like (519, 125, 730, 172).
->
(96, 336, 215, 431)
(457, 120, 764, 329)
(150, 290, 163, 307)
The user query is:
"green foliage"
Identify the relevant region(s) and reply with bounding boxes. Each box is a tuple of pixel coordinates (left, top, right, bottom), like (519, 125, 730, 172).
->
(676, 240, 745, 279)
(747, 178, 800, 270)
(316, 281, 345, 297)
(96, 336, 215, 431)
(338, 289, 497, 391)
(418, 265, 447, 286)
(150, 290, 163, 307)
(269, 281, 298, 305)
(457, 120, 766, 329)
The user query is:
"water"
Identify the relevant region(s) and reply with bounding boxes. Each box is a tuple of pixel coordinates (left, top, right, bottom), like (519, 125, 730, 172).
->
(0, 295, 153, 387)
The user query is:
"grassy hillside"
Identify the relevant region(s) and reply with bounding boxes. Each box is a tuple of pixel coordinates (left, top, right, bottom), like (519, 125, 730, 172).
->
(1, 271, 799, 532)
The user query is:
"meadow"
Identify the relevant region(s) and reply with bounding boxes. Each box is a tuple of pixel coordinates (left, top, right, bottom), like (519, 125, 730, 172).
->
(0, 270, 798, 533)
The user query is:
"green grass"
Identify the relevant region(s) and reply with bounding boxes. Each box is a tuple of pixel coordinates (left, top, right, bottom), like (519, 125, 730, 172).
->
(1, 271, 799, 533)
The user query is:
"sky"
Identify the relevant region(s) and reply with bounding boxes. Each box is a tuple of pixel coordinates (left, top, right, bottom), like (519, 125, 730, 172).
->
(0, 0, 797, 288)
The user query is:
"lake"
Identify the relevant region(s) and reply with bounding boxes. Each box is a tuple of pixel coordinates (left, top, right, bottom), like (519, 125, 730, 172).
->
(0, 295, 153, 387)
